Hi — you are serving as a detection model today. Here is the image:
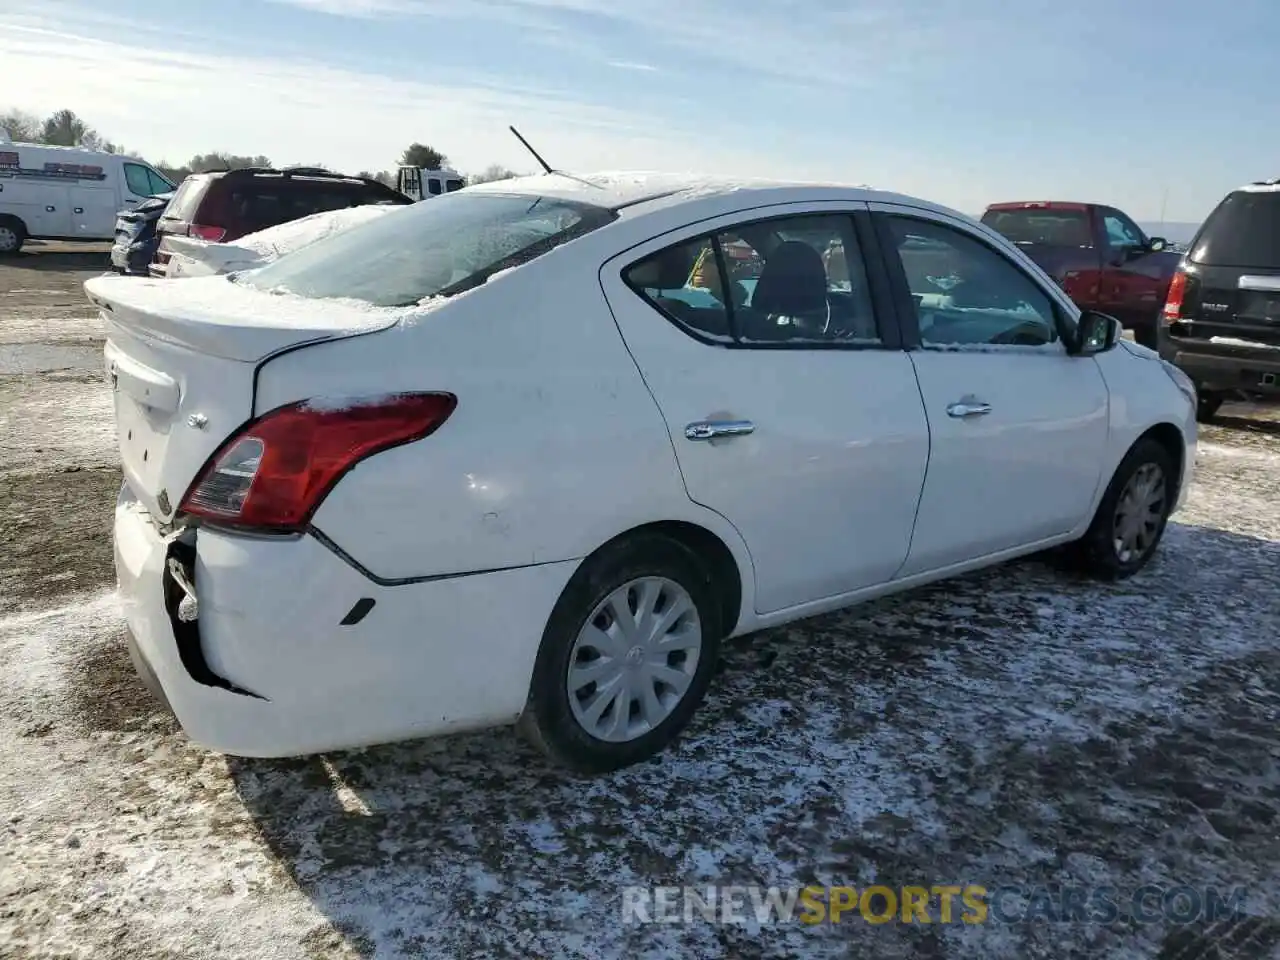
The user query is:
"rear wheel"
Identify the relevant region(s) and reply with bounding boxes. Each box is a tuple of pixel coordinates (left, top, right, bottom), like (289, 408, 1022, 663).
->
(1067, 437, 1176, 580)
(1196, 391, 1224, 422)
(519, 534, 722, 773)
(0, 217, 25, 255)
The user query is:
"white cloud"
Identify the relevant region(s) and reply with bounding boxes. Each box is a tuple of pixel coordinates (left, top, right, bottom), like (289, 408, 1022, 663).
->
(267, 0, 954, 90)
(607, 61, 659, 73)
(0, 12, 786, 178)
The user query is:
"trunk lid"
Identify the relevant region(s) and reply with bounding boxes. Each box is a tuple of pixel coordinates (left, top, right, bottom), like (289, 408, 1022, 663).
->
(85, 273, 407, 522)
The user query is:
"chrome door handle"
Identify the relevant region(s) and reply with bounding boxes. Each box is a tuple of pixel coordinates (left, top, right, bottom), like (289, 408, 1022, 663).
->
(946, 400, 991, 418)
(685, 420, 755, 441)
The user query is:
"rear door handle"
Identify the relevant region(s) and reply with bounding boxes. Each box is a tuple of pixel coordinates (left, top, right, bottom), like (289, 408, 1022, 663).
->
(685, 420, 755, 441)
(946, 400, 991, 418)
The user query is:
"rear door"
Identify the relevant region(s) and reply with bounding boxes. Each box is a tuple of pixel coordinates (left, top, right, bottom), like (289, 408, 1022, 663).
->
(600, 203, 930, 614)
(1182, 188, 1280, 346)
(872, 204, 1109, 575)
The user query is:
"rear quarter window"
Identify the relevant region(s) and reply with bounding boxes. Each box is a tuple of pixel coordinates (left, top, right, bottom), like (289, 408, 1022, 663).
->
(1191, 190, 1280, 269)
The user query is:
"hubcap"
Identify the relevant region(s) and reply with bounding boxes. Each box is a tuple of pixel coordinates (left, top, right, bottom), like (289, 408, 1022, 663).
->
(567, 576, 702, 743)
(1112, 462, 1166, 564)
(0, 227, 16, 252)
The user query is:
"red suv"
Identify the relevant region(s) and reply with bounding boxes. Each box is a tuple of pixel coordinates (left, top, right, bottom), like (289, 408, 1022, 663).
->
(151, 166, 410, 276)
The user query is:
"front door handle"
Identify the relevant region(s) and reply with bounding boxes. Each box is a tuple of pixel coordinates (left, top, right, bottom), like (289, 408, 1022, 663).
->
(685, 420, 755, 441)
(946, 399, 992, 419)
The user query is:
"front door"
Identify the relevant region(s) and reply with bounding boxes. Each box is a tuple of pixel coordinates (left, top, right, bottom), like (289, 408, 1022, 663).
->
(600, 204, 930, 614)
(1095, 206, 1166, 340)
(871, 205, 1110, 576)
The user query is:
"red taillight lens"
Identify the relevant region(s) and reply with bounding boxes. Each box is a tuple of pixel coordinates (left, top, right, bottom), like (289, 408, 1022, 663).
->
(181, 393, 457, 531)
(190, 224, 227, 242)
(1162, 271, 1188, 323)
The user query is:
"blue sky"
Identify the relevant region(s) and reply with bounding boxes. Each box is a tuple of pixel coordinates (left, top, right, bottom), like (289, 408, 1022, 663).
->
(2, 0, 1276, 221)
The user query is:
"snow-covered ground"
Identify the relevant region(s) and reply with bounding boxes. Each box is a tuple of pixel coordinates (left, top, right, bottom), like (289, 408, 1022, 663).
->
(2, 249, 1278, 959)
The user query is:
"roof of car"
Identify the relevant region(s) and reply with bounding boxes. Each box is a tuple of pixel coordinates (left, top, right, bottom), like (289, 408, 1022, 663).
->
(462, 170, 970, 222)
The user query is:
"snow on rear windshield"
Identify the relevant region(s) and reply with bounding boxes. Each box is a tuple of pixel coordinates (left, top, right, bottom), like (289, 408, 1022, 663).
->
(241, 192, 617, 306)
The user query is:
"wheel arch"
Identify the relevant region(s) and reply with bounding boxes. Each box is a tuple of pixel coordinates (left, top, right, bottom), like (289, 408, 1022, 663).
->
(578, 519, 746, 638)
(1136, 421, 1186, 501)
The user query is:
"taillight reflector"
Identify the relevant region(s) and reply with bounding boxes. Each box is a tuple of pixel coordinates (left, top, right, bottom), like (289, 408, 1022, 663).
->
(1162, 271, 1188, 322)
(181, 392, 457, 531)
(190, 224, 227, 242)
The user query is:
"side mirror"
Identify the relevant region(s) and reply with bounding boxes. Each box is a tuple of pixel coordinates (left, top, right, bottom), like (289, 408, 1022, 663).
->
(1147, 236, 1167, 253)
(1074, 310, 1120, 356)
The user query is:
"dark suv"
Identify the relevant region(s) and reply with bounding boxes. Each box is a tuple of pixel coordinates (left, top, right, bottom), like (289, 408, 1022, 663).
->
(1160, 181, 1280, 420)
(151, 166, 410, 276)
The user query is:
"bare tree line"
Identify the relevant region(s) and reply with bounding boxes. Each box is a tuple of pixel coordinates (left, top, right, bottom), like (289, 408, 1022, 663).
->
(1, 108, 523, 187)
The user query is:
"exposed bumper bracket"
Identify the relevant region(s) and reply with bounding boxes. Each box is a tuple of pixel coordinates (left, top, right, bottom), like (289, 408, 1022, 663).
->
(163, 535, 267, 701)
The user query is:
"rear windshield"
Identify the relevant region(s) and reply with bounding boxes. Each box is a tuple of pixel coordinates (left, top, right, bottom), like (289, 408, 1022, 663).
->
(240, 192, 616, 306)
(1190, 190, 1280, 269)
(162, 177, 207, 221)
(981, 208, 1093, 248)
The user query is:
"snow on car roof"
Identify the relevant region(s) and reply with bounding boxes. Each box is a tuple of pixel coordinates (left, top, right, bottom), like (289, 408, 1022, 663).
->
(462, 170, 967, 221)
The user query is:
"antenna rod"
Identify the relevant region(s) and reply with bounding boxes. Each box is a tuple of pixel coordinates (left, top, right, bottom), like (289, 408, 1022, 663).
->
(509, 125, 553, 175)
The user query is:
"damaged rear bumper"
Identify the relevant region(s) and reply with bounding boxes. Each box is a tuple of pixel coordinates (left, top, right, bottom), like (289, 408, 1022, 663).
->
(112, 482, 578, 757)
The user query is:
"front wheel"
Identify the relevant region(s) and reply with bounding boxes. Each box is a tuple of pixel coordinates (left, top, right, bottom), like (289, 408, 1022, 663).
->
(519, 534, 722, 774)
(1066, 438, 1176, 580)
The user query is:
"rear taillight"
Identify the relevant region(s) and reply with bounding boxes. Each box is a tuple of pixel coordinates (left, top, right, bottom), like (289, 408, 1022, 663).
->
(190, 224, 227, 242)
(181, 393, 457, 531)
(1162, 271, 1188, 322)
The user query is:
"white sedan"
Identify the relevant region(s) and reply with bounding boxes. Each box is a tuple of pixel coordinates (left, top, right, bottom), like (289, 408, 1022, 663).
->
(86, 173, 1198, 773)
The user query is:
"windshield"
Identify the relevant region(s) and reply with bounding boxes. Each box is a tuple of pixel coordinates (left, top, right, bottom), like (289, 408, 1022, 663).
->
(1190, 190, 1280, 269)
(241, 192, 616, 306)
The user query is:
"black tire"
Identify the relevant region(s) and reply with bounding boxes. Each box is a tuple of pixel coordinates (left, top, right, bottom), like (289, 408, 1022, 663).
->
(0, 217, 25, 256)
(519, 533, 723, 774)
(1196, 392, 1224, 422)
(1067, 437, 1176, 580)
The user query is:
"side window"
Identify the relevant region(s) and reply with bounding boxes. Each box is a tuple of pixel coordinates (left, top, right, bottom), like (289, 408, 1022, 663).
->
(427, 178, 443, 196)
(624, 236, 731, 341)
(446, 179, 465, 192)
(147, 168, 174, 195)
(623, 213, 881, 346)
(1103, 210, 1144, 249)
(231, 189, 290, 234)
(886, 215, 1059, 348)
(123, 163, 154, 197)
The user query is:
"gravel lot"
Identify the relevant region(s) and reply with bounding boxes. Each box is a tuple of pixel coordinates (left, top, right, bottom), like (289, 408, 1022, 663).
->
(2, 243, 1278, 960)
